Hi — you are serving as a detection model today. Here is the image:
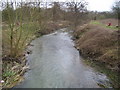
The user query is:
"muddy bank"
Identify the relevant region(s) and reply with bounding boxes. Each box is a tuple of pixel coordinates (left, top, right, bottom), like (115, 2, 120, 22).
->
(73, 23, 120, 88)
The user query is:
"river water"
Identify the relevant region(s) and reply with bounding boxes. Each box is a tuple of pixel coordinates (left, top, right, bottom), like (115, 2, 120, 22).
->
(15, 28, 111, 88)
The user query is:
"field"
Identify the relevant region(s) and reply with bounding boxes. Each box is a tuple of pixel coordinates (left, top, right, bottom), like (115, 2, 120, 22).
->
(90, 19, 119, 30)
(99, 19, 118, 26)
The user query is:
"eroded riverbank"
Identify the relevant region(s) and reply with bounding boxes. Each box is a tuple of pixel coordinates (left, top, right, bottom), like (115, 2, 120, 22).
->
(15, 28, 112, 88)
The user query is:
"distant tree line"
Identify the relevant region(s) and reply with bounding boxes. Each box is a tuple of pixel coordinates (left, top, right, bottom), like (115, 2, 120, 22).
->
(1, 1, 89, 27)
(2, 1, 119, 25)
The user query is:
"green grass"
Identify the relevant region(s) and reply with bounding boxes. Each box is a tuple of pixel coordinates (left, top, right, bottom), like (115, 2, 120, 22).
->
(90, 21, 119, 30)
(90, 21, 101, 25)
(3, 70, 16, 77)
(105, 25, 119, 30)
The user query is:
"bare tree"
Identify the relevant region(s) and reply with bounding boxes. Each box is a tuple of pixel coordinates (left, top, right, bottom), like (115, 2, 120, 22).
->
(66, 0, 88, 27)
(51, 2, 61, 21)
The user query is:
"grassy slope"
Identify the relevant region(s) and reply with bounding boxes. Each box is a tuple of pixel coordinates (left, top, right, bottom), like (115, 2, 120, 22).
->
(74, 20, 119, 70)
(74, 20, 119, 88)
(90, 20, 119, 30)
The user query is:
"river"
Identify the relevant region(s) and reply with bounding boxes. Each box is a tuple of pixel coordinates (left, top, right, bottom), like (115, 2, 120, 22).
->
(15, 28, 111, 88)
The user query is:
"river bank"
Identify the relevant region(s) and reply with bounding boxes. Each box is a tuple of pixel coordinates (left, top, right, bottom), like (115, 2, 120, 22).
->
(2, 20, 119, 88)
(2, 20, 70, 88)
(14, 28, 112, 88)
(73, 21, 119, 88)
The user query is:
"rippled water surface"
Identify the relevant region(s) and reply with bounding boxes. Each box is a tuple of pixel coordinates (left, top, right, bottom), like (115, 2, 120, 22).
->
(16, 28, 111, 88)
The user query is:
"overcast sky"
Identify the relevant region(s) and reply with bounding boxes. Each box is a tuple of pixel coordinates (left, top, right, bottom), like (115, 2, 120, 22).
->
(86, 0, 117, 12)
(1, 0, 118, 12)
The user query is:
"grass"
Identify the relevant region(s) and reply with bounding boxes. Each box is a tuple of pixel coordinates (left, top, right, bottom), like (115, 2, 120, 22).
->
(106, 25, 119, 30)
(3, 70, 16, 77)
(90, 21, 101, 25)
(74, 23, 119, 88)
(90, 20, 119, 30)
(82, 58, 119, 88)
(2, 61, 24, 88)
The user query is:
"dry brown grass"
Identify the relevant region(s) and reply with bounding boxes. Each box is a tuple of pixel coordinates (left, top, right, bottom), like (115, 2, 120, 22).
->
(74, 24, 119, 71)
